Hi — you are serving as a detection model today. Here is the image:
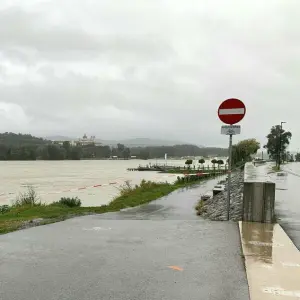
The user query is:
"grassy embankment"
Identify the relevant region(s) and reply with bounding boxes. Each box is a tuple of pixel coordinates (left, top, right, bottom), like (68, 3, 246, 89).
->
(0, 171, 226, 235)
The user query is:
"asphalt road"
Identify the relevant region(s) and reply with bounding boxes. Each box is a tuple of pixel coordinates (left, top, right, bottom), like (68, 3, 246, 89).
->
(0, 177, 249, 300)
(276, 163, 300, 249)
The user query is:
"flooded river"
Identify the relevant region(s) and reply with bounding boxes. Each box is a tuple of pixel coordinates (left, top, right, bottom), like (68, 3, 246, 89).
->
(0, 159, 220, 207)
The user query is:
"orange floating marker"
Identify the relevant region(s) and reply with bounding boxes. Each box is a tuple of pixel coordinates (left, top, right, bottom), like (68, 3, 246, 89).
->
(168, 266, 183, 271)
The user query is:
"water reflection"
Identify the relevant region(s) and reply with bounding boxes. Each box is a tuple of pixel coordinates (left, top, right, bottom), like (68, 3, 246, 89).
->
(241, 222, 274, 264)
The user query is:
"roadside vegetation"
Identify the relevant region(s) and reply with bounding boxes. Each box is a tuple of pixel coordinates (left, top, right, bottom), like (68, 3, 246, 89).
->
(0, 170, 226, 235)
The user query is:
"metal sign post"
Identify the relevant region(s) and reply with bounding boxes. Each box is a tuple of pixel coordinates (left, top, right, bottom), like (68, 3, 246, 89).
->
(227, 133, 233, 220)
(218, 98, 246, 221)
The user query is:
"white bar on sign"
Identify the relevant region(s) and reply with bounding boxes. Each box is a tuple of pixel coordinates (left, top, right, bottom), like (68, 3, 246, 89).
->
(219, 108, 245, 115)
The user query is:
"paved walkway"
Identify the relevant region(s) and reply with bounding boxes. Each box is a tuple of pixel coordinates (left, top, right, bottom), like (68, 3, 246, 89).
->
(0, 178, 249, 300)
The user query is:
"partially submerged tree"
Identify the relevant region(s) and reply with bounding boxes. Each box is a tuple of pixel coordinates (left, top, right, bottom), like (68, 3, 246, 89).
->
(211, 159, 217, 168)
(185, 159, 193, 168)
(198, 158, 205, 168)
(217, 159, 224, 168)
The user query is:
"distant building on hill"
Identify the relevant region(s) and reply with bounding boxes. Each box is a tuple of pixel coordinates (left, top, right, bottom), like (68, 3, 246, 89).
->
(75, 134, 101, 146)
(52, 134, 101, 147)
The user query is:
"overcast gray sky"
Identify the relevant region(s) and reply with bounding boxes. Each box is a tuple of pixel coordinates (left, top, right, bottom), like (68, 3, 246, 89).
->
(0, 0, 299, 149)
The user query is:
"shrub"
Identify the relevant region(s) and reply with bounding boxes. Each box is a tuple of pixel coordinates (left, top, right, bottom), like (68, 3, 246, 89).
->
(14, 186, 41, 207)
(117, 180, 134, 196)
(117, 180, 165, 197)
(57, 197, 82, 207)
(0, 205, 10, 214)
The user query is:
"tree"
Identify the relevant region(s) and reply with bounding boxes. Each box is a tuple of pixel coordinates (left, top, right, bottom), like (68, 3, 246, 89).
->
(123, 148, 131, 159)
(198, 158, 205, 168)
(231, 139, 260, 166)
(236, 139, 260, 158)
(36, 145, 49, 160)
(111, 147, 118, 157)
(295, 153, 300, 162)
(185, 159, 193, 168)
(117, 143, 125, 158)
(70, 146, 82, 160)
(47, 145, 65, 160)
(0, 144, 8, 160)
(139, 149, 150, 160)
(264, 125, 292, 166)
(62, 141, 71, 159)
(217, 159, 224, 169)
(211, 159, 217, 168)
(94, 145, 111, 158)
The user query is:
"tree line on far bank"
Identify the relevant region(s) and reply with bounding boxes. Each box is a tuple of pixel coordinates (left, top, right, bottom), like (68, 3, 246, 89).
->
(0, 132, 229, 161)
(2, 127, 297, 163)
(0, 141, 127, 161)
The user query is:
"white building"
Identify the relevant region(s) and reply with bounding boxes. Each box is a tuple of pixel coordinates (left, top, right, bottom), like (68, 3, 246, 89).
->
(75, 134, 97, 146)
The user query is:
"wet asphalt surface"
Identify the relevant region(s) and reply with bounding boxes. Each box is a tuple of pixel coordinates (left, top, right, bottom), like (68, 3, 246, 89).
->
(275, 163, 300, 250)
(0, 176, 249, 300)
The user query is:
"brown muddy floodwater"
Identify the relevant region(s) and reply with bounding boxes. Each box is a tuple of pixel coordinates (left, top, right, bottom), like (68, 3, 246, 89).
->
(0, 159, 193, 207)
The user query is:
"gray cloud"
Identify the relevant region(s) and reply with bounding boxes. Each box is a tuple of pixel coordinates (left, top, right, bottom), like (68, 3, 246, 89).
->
(0, 6, 173, 63)
(0, 0, 299, 148)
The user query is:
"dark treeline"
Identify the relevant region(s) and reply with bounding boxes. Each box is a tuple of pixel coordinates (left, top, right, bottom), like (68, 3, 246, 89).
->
(0, 132, 228, 160)
(130, 144, 228, 159)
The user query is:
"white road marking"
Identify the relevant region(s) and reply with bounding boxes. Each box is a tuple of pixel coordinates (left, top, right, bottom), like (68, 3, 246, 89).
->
(219, 108, 245, 115)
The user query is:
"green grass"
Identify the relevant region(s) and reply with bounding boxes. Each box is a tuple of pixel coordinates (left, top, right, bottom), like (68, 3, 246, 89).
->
(0, 173, 225, 235)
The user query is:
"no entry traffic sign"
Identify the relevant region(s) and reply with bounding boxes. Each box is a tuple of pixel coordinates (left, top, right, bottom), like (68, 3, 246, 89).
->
(218, 98, 246, 125)
(217, 98, 246, 221)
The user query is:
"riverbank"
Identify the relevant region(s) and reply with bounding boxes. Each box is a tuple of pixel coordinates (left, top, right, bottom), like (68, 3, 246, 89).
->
(0, 160, 224, 207)
(196, 168, 244, 221)
(0, 171, 226, 235)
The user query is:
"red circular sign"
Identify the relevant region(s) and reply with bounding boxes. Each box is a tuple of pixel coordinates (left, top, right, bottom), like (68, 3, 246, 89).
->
(218, 98, 246, 125)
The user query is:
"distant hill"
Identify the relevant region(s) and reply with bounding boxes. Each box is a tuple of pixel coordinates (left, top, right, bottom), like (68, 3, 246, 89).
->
(46, 135, 74, 142)
(98, 138, 194, 147)
(46, 136, 194, 147)
(0, 132, 49, 147)
(130, 144, 228, 158)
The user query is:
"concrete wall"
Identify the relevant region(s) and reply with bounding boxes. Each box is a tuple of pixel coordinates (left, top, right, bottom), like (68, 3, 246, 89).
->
(243, 163, 276, 223)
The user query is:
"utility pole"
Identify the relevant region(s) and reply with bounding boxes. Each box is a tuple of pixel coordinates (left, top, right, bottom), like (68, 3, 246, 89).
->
(278, 121, 286, 169)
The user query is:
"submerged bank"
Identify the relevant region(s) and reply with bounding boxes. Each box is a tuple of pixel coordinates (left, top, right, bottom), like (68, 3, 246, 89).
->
(0, 171, 227, 235)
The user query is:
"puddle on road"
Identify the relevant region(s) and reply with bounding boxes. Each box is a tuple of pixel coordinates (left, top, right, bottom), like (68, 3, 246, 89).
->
(239, 222, 300, 300)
